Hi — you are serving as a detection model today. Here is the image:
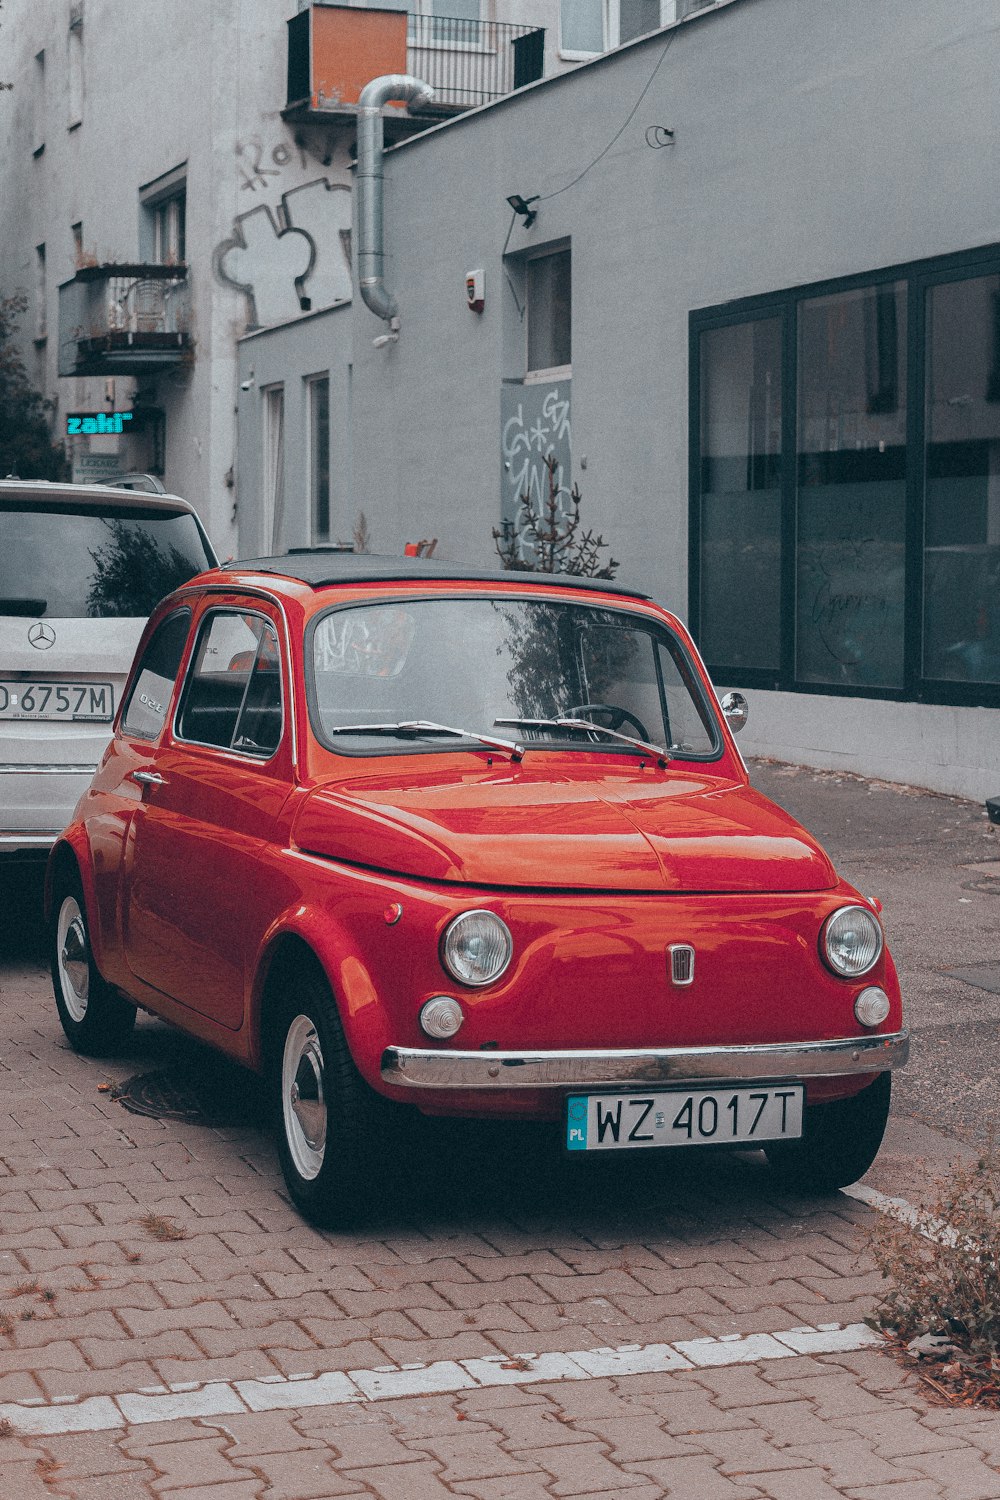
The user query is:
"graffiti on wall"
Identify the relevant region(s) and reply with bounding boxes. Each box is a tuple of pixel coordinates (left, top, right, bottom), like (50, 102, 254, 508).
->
(500, 380, 572, 564)
(214, 173, 352, 329)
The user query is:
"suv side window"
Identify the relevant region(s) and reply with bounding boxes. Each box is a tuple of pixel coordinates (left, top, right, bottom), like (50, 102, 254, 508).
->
(121, 609, 191, 740)
(176, 609, 283, 758)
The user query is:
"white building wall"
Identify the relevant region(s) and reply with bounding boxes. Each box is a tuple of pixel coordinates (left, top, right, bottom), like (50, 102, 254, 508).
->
(0, 0, 566, 560)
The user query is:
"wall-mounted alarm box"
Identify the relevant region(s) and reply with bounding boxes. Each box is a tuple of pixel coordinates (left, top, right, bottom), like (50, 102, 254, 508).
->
(466, 269, 484, 314)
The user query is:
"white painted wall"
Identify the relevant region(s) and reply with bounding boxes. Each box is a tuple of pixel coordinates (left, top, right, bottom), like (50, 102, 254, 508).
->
(0, 0, 567, 561)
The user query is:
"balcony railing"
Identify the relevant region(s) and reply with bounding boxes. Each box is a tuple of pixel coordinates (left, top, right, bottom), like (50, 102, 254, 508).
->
(406, 15, 545, 110)
(58, 264, 191, 377)
(285, 7, 545, 125)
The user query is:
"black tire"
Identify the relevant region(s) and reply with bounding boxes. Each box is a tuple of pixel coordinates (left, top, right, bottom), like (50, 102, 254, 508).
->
(51, 876, 137, 1056)
(268, 963, 392, 1228)
(765, 1072, 891, 1192)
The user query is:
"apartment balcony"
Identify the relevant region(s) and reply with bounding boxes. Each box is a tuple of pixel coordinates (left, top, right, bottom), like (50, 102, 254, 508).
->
(284, 5, 545, 137)
(58, 264, 191, 377)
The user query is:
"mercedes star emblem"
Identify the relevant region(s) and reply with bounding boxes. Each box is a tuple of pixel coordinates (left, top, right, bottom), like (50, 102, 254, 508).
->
(28, 621, 56, 650)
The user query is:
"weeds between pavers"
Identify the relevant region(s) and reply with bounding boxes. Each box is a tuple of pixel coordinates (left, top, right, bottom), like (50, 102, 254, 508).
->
(869, 1144, 1000, 1407)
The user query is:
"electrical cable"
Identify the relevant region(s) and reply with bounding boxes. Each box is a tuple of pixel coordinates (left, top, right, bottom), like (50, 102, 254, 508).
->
(537, 27, 679, 205)
(501, 208, 525, 318)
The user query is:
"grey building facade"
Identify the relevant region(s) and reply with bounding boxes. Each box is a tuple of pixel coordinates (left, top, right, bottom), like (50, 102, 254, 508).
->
(237, 0, 1000, 800)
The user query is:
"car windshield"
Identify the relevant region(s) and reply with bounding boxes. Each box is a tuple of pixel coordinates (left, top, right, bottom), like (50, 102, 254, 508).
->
(308, 596, 720, 760)
(0, 502, 214, 619)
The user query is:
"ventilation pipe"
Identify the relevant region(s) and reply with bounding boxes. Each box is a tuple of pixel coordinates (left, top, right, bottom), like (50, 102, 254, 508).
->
(357, 74, 435, 332)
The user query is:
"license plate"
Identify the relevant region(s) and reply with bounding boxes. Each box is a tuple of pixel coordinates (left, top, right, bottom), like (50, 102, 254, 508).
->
(0, 681, 114, 722)
(565, 1084, 804, 1152)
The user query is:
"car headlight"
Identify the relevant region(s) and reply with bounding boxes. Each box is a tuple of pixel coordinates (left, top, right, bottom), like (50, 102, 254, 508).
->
(441, 910, 513, 987)
(821, 905, 883, 978)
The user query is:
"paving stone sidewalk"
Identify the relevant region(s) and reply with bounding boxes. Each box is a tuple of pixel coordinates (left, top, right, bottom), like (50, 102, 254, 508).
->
(0, 759, 998, 1498)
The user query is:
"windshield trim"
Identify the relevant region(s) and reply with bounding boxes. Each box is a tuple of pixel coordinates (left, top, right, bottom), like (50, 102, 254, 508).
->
(304, 591, 723, 762)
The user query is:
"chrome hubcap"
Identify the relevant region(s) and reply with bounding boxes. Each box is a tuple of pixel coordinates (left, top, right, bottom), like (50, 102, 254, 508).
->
(281, 1015, 327, 1181)
(57, 897, 89, 1023)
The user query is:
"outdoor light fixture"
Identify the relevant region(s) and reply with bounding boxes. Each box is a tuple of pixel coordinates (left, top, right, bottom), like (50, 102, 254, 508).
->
(506, 193, 539, 228)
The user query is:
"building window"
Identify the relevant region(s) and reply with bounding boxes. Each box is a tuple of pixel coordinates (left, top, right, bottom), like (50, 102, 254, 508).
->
(559, 0, 667, 56)
(795, 283, 907, 690)
(140, 166, 187, 265)
(32, 51, 46, 155)
(923, 273, 1000, 687)
(34, 245, 47, 340)
(307, 374, 331, 543)
(67, 12, 84, 129)
(619, 0, 664, 43)
(526, 247, 571, 377)
(690, 246, 1000, 710)
(696, 316, 782, 672)
(71, 221, 84, 268)
(262, 385, 286, 555)
(560, 0, 605, 56)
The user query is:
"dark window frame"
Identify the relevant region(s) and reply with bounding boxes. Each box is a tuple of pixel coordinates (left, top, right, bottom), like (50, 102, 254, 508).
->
(174, 606, 284, 760)
(689, 240, 1000, 710)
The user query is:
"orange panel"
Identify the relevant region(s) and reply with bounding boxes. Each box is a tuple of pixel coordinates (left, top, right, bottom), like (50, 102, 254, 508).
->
(311, 6, 408, 109)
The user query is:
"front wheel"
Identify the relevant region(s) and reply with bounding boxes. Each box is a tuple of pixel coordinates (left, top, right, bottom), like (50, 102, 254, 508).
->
(51, 879, 136, 1056)
(765, 1072, 891, 1192)
(269, 967, 392, 1228)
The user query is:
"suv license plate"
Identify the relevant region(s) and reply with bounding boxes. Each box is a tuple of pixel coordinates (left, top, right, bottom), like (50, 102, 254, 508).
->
(0, 681, 114, 722)
(566, 1084, 804, 1152)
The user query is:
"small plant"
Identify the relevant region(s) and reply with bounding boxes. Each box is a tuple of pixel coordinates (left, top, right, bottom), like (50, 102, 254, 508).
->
(136, 1213, 189, 1243)
(869, 1144, 1000, 1404)
(352, 510, 372, 554)
(0, 1314, 13, 1338)
(493, 452, 618, 579)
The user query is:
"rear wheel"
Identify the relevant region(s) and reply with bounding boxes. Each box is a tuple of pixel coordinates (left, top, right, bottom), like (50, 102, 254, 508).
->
(765, 1072, 891, 1192)
(269, 964, 391, 1228)
(51, 878, 136, 1056)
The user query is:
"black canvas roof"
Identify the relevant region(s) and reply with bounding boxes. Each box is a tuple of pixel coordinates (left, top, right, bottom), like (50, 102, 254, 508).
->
(228, 551, 651, 600)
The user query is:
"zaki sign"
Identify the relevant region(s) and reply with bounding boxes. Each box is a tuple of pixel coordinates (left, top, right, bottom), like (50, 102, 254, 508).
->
(66, 411, 134, 436)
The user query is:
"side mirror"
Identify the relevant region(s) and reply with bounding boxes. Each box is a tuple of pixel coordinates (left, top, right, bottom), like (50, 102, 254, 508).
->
(720, 691, 748, 734)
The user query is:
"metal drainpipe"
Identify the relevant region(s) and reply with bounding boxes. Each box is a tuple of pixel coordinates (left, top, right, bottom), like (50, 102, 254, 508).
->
(356, 74, 435, 329)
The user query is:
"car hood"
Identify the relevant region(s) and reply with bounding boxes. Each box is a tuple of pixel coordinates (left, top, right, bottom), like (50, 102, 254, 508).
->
(292, 765, 837, 893)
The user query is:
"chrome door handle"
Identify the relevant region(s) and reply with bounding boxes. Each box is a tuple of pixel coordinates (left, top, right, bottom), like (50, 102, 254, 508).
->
(130, 770, 166, 787)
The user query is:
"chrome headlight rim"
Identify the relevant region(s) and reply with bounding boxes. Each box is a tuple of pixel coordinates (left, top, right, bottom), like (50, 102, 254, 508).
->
(821, 903, 884, 979)
(440, 908, 513, 989)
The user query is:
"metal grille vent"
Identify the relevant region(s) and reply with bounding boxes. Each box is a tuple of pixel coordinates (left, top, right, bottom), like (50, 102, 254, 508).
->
(669, 944, 695, 987)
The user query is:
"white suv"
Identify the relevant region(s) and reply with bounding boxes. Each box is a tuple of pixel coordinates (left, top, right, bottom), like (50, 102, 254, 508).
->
(1, 481, 217, 858)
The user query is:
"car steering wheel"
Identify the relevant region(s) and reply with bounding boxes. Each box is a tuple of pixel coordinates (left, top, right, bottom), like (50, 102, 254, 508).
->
(565, 702, 651, 742)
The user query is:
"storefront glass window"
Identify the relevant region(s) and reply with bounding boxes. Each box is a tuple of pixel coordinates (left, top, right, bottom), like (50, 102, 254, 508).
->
(795, 284, 907, 689)
(698, 318, 782, 670)
(923, 275, 1000, 686)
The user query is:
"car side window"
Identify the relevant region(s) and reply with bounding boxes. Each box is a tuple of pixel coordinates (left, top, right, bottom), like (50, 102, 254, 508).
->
(121, 609, 192, 740)
(176, 609, 283, 758)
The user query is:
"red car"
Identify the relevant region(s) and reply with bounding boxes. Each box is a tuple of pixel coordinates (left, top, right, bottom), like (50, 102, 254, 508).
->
(47, 554, 907, 1224)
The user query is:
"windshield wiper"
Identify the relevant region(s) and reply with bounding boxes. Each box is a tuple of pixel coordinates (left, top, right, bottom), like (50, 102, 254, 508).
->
(324, 720, 525, 761)
(495, 717, 677, 767)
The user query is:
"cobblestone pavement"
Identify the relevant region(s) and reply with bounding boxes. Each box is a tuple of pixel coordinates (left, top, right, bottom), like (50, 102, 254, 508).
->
(0, 764, 997, 1497)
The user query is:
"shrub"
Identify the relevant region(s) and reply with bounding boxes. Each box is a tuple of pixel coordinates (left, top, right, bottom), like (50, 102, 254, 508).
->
(869, 1144, 1000, 1395)
(493, 452, 618, 579)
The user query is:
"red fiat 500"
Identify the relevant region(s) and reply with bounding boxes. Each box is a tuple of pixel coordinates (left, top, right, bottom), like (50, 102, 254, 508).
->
(47, 553, 908, 1225)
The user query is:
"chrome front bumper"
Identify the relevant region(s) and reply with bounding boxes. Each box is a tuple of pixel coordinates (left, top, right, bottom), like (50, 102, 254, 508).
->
(380, 1030, 909, 1091)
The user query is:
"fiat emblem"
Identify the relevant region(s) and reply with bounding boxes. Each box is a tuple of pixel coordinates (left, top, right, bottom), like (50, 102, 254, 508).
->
(669, 943, 695, 987)
(28, 621, 56, 650)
